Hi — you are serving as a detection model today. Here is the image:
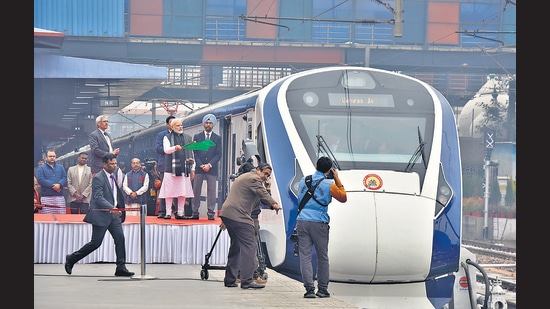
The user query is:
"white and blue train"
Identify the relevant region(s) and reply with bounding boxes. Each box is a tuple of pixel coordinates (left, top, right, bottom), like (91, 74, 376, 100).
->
(59, 66, 483, 308)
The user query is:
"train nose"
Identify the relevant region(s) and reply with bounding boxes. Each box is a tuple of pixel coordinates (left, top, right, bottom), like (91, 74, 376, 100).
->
(327, 191, 435, 283)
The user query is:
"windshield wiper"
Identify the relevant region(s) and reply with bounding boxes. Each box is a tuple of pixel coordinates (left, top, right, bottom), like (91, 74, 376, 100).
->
(404, 126, 427, 172)
(316, 134, 341, 170)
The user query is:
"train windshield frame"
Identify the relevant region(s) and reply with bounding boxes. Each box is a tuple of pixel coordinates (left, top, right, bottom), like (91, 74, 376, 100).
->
(299, 114, 428, 165)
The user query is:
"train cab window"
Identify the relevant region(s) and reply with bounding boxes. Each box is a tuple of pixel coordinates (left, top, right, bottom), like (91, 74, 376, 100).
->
(298, 115, 429, 166)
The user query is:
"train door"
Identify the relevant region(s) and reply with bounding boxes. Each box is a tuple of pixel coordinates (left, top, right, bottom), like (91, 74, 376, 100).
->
(222, 109, 256, 201)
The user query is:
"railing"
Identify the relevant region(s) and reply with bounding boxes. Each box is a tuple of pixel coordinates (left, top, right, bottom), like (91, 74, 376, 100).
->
(203, 16, 506, 49)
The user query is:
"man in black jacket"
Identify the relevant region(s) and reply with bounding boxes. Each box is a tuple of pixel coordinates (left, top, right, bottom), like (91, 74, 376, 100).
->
(191, 114, 222, 220)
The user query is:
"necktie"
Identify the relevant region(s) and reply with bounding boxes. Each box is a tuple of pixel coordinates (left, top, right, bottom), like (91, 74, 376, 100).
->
(110, 175, 115, 192)
(104, 132, 113, 152)
(109, 174, 117, 202)
(206, 133, 210, 140)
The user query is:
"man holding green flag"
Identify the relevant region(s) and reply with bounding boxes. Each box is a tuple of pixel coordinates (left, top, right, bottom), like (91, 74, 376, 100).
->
(158, 118, 195, 219)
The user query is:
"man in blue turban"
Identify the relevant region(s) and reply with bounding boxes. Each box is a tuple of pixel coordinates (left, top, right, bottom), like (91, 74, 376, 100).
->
(191, 114, 222, 220)
(202, 114, 217, 126)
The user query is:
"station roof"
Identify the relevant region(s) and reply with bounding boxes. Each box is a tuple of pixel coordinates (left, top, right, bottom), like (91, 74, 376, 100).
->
(34, 28, 167, 152)
(34, 27, 65, 49)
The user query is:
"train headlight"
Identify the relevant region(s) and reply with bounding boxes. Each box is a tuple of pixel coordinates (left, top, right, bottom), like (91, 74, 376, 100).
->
(290, 159, 304, 198)
(435, 164, 453, 216)
(437, 185, 451, 205)
(303, 92, 319, 107)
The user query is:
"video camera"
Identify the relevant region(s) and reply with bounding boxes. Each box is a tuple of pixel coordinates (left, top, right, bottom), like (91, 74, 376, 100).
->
(230, 157, 255, 180)
(230, 139, 261, 180)
(144, 159, 157, 173)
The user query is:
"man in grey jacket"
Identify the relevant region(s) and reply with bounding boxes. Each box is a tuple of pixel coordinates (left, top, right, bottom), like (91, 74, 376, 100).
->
(89, 115, 119, 175)
(219, 163, 281, 290)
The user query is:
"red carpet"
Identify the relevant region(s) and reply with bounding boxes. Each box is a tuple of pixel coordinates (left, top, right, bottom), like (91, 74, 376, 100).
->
(34, 213, 221, 226)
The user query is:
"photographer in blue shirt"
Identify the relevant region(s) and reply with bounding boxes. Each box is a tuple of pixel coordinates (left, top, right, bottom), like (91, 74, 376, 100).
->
(296, 156, 347, 299)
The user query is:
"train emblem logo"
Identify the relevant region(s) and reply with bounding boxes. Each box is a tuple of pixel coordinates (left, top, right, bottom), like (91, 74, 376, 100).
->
(363, 174, 383, 190)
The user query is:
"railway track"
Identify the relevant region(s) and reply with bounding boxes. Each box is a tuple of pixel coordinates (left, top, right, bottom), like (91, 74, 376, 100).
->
(462, 240, 516, 273)
(463, 240, 516, 308)
(463, 240, 516, 256)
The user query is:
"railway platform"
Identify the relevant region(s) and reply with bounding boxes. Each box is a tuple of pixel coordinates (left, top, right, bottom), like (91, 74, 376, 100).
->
(34, 263, 358, 308)
(34, 213, 358, 307)
(34, 214, 516, 308)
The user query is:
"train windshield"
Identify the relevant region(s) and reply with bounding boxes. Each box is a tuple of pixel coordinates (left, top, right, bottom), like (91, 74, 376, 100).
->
(285, 69, 435, 171)
(300, 115, 427, 164)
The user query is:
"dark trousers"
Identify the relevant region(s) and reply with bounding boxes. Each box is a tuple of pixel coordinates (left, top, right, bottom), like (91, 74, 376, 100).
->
(192, 173, 217, 218)
(221, 217, 257, 286)
(69, 201, 89, 214)
(67, 219, 127, 269)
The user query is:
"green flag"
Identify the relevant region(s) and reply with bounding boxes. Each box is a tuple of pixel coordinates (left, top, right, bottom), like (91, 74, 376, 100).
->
(182, 139, 216, 150)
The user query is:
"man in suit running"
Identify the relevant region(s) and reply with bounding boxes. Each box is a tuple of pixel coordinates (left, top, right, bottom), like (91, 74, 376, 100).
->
(89, 115, 120, 176)
(191, 114, 222, 220)
(64, 153, 134, 277)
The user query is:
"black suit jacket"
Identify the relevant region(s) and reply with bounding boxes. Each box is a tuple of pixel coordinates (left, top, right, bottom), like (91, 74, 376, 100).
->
(155, 129, 170, 171)
(193, 131, 222, 176)
(83, 170, 126, 226)
(89, 129, 114, 174)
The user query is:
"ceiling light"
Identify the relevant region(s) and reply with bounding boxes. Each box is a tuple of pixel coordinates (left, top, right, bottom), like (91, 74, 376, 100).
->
(72, 102, 89, 105)
(76, 96, 94, 99)
(85, 83, 105, 87)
